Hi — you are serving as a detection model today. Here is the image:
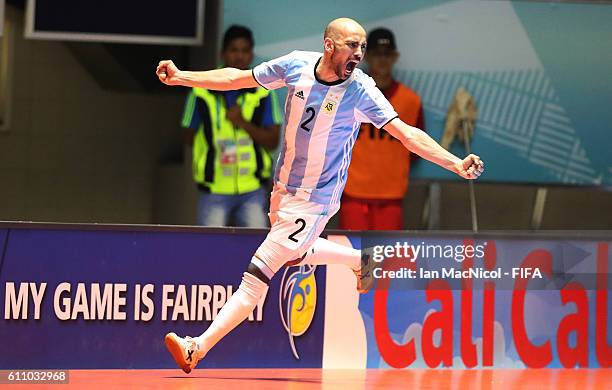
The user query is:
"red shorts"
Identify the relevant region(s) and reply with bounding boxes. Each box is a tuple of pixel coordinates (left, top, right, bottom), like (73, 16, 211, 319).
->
(339, 195, 403, 231)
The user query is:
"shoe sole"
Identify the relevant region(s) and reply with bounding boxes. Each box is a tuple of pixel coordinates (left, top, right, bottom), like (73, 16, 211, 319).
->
(164, 332, 192, 374)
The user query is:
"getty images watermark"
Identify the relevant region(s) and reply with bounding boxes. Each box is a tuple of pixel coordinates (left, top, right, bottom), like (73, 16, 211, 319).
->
(360, 235, 607, 290)
(372, 241, 487, 263)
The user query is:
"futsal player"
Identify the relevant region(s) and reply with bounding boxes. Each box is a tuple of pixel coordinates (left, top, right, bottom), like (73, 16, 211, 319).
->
(156, 18, 484, 373)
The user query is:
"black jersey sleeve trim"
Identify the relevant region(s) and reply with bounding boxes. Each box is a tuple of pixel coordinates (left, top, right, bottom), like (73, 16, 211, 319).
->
(379, 115, 400, 130)
(251, 68, 268, 90)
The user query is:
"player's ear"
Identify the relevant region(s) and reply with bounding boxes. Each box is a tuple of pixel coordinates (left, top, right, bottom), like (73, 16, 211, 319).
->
(323, 37, 335, 54)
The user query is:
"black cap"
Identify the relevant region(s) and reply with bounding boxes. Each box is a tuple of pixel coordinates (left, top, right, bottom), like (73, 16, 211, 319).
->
(367, 28, 396, 51)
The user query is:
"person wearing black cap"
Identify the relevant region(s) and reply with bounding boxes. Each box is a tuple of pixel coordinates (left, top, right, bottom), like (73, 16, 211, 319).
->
(341, 27, 426, 230)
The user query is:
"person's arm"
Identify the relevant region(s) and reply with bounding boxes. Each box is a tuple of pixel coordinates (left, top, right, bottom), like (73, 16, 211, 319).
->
(226, 89, 282, 150)
(156, 60, 258, 90)
(240, 121, 280, 151)
(226, 106, 280, 150)
(384, 118, 484, 179)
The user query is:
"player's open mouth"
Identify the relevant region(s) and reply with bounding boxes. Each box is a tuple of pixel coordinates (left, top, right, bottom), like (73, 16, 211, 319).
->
(345, 61, 358, 76)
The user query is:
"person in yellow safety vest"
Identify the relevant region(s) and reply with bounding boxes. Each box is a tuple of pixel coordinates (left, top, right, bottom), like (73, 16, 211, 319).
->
(181, 25, 282, 227)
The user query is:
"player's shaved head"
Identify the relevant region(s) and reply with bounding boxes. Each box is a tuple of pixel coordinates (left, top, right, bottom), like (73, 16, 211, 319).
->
(324, 18, 366, 41)
(319, 18, 367, 81)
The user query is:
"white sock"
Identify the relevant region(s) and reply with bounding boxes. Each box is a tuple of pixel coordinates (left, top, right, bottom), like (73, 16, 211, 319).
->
(194, 271, 268, 358)
(299, 238, 361, 271)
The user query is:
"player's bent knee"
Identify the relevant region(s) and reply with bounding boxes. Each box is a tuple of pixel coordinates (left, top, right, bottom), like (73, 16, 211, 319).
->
(255, 238, 298, 274)
(246, 257, 275, 284)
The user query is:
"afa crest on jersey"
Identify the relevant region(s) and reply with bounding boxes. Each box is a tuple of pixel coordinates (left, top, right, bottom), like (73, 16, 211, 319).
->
(322, 94, 340, 115)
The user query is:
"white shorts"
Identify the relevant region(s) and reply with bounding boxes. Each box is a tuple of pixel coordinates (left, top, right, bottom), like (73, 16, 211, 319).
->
(254, 184, 339, 274)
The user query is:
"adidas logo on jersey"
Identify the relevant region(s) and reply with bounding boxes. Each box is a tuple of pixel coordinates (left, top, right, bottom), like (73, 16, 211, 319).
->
(295, 90, 305, 100)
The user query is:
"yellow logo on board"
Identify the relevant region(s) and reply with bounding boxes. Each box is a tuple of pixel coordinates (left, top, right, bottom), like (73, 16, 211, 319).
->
(279, 264, 317, 360)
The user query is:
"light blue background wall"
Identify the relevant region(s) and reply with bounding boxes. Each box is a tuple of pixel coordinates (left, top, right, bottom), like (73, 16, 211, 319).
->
(223, 0, 612, 186)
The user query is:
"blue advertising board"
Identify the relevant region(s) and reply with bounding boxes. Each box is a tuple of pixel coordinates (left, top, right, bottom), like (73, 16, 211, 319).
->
(0, 224, 326, 369)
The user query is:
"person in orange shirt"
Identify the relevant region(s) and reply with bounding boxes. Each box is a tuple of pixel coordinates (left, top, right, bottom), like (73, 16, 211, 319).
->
(341, 28, 425, 230)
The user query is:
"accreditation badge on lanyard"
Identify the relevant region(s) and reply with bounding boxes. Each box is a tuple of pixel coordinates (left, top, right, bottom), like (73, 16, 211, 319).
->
(219, 140, 237, 165)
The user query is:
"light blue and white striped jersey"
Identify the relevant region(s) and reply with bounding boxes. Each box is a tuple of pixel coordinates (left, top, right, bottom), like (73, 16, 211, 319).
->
(253, 50, 398, 205)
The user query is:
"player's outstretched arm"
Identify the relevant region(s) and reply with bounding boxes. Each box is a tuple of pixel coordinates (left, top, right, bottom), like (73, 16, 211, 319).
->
(156, 60, 258, 90)
(384, 118, 484, 180)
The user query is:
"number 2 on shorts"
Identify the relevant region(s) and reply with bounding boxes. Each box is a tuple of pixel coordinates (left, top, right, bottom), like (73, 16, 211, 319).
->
(288, 218, 306, 243)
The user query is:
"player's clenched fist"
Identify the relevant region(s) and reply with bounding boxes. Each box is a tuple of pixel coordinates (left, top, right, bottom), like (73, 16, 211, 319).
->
(156, 60, 180, 85)
(455, 154, 484, 180)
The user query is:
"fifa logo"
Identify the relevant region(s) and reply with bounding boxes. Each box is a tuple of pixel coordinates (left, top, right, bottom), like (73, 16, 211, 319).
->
(279, 264, 317, 359)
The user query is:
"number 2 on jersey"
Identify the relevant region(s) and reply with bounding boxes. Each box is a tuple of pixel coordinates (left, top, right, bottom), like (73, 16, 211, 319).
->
(300, 107, 316, 132)
(288, 218, 306, 242)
